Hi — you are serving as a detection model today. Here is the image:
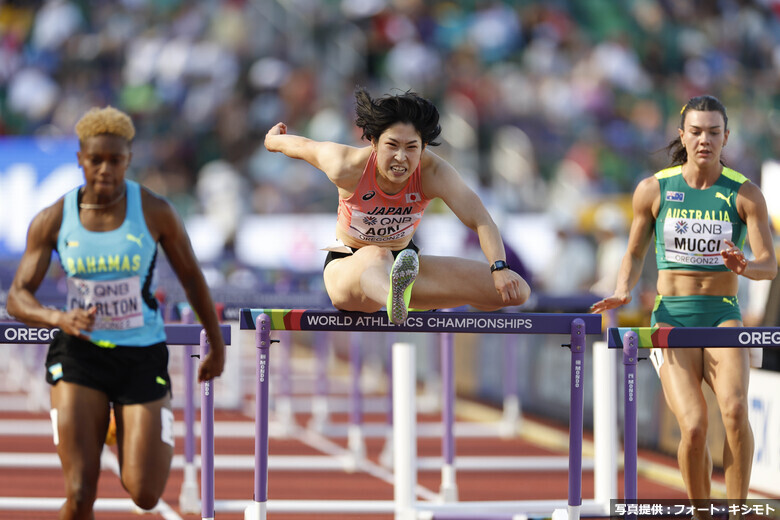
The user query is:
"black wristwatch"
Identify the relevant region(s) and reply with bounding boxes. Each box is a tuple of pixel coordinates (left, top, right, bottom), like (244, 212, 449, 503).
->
(490, 260, 510, 273)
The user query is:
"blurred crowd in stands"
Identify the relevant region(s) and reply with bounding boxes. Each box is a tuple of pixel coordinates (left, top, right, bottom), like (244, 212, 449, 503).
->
(1, 0, 779, 315)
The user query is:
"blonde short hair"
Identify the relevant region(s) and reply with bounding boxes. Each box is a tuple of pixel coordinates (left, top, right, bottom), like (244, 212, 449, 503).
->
(74, 106, 135, 142)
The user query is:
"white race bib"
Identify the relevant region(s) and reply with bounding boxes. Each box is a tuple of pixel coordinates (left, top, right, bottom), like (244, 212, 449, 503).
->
(348, 209, 420, 243)
(663, 218, 731, 267)
(66, 276, 145, 330)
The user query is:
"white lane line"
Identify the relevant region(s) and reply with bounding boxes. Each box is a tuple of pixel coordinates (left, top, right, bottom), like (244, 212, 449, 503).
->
(0, 418, 511, 438)
(296, 426, 441, 502)
(0, 497, 186, 517)
(0, 419, 263, 437)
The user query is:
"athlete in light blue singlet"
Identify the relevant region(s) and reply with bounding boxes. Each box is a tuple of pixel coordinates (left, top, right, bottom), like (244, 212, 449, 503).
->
(7, 107, 226, 520)
(57, 179, 165, 348)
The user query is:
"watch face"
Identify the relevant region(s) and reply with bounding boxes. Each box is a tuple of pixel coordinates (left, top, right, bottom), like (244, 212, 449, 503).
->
(491, 261, 508, 272)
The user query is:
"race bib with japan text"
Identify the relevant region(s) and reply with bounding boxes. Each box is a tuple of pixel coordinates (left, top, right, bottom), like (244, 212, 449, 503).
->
(347, 208, 421, 243)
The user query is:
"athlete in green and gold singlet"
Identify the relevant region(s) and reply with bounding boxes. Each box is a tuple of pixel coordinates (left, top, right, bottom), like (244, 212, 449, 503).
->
(654, 165, 747, 271)
(650, 165, 750, 334)
(592, 96, 776, 519)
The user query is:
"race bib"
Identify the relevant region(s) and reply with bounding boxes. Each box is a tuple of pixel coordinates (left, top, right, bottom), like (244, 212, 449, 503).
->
(663, 218, 731, 266)
(66, 276, 145, 330)
(348, 209, 421, 243)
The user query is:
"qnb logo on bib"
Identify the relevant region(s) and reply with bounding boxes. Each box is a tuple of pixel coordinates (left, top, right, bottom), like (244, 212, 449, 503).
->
(72, 279, 91, 298)
(66, 276, 145, 330)
(664, 218, 732, 266)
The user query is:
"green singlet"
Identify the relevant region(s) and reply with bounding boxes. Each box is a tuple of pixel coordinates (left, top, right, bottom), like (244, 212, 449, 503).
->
(654, 165, 748, 271)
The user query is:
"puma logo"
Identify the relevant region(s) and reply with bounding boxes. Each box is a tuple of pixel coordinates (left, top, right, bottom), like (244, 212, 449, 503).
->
(722, 297, 737, 306)
(715, 192, 733, 207)
(126, 233, 144, 248)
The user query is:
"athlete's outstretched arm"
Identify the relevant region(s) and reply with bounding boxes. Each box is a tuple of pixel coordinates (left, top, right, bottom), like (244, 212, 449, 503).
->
(264, 122, 364, 189)
(147, 192, 226, 381)
(423, 153, 529, 304)
(590, 176, 658, 313)
(725, 181, 777, 280)
(264, 122, 323, 163)
(7, 201, 96, 337)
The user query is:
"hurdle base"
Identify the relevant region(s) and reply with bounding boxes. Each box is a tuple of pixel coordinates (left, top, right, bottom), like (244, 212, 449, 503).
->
(379, 428, 394, 467)
(244, 501, 267, 520)
(499, 395, 521, 438)
(274, 397, 295, 437)
(306, 396, 331, 431)
(347, 424, 366, 468)
(438, 470, 459, 503)
(418, 378, 441, 414)
(178, 464, 200, 513)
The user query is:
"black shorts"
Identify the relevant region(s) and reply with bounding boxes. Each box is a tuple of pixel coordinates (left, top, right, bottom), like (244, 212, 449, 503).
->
(45, 332, 171, 405)
(323, 240, 420, 269)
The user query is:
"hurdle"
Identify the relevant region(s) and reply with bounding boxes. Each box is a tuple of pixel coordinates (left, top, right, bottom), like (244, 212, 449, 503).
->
(607, 326, 780, 506)
(0, 321, 231, 519)
(238, 308, 607, 520)
(275, 295, 600, 442)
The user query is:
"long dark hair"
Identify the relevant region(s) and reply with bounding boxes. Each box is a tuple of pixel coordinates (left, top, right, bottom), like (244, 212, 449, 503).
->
(354, 87, 441, 146)
(664, 95, 728, 166)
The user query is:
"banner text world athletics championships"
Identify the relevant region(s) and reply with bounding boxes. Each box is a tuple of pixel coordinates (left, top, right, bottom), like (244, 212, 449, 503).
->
(304, 314, 534, 330)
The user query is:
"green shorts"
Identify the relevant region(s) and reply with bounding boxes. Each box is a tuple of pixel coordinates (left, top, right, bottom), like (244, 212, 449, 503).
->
(648, 295, 760, 373)
(650, 295, 742, 328)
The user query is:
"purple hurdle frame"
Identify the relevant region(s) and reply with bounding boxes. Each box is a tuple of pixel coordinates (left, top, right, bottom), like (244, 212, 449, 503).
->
(0, 321, 230, 520)
(440, 332, 457, 501)
(250, 315, 272, 520)
(348, 332, 365, 460)
(607, 325, 780, 512)
(622, 330, 638, 508)
(239, 309, 602, 520)
(178, 308, 200, 513)
(200, 329, 215, 520)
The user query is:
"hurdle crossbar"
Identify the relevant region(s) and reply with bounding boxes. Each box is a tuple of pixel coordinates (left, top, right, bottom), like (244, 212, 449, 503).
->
(607, 326, 780, 508)
(0, 322, 230, 346)
(241, 309, 603, 520)
(607, 326, 780, 349)
(239, 308, 601, 334)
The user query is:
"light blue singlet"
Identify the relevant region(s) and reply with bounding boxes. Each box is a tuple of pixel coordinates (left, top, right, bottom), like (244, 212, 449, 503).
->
(56, 180, 165, 347)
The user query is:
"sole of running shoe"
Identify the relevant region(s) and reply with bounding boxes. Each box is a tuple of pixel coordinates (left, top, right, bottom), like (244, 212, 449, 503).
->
(387, 249, 419, 325)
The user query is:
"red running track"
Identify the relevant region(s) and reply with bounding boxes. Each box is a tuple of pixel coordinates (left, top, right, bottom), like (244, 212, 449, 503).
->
(0, 406, 695, 520)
